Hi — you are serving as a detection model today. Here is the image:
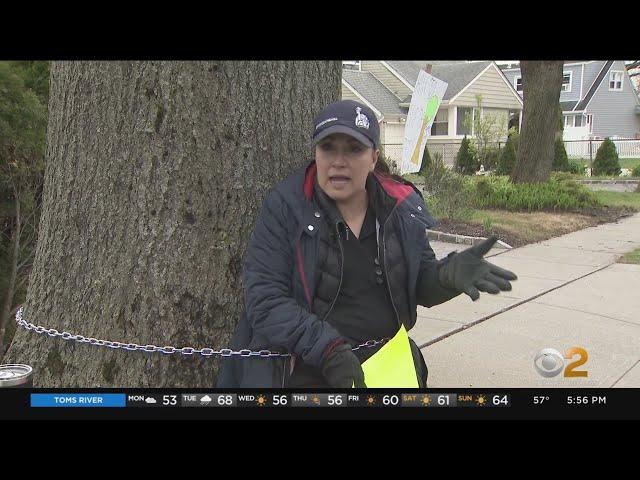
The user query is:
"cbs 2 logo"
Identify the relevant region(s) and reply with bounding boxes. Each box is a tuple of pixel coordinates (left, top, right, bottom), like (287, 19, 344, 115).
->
(533, 347, 588, 378)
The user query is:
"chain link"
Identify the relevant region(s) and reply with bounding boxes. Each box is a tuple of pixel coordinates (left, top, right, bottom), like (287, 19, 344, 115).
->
(15, 306, 388, 358)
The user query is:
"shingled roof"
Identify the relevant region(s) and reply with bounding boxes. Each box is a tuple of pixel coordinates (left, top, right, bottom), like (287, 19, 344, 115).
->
(386, 61, 494, 101)
(574, 60, 615, 111)
(342, 69, 405, 116)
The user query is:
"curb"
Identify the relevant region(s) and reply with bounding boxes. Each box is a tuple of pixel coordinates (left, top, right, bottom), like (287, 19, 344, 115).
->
(426, 229, 512, 249)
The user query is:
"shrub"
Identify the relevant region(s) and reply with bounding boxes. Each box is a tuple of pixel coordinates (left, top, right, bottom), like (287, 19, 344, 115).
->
(482, 148, 501, 171)
(422, 153, 474, 220)
(472, 175, 601, 212)
(495, 135, 517, 176)
(592, 138, 621, 176)
(507, 129, 520, 152)
(419, 147, 432, 176)
(568, 161, 587, 175)
(631, 164, 640, 177)
(552, 138, 570, 172)
(455, 136, 479, 175)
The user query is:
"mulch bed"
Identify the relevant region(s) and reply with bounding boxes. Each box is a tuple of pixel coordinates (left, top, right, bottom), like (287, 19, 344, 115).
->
(434, 206, 636, 249)
(434, 219, 528, 248)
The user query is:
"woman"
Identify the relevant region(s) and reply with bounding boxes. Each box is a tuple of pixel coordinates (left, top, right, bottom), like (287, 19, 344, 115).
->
(217, 100, 516, 388)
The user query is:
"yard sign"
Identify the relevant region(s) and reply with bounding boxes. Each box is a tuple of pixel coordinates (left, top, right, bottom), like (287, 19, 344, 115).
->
(400, 71, 448, 174)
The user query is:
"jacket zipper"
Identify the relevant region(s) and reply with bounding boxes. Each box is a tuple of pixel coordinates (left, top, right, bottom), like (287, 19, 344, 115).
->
(381, 208, 402, 330)
(322, 221, 345, 322)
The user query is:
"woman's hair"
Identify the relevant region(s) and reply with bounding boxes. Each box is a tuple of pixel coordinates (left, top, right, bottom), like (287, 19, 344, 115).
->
(374, 156, 392, 175)
(374, 155, 405, 183)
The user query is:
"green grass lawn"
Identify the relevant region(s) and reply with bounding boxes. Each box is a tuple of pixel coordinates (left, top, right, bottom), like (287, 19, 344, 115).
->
(592, 191, 640, 210)
(618, 247, 640, 264)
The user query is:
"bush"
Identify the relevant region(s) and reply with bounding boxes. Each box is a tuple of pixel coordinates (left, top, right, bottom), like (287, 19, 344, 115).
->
(455, 136, 479, 175)
(592, 138, 621, 176)
(419, 147, 432, 176)
(568, 161, 587, 175)
(631, 164, 640, 177)
(552, 138, 570, 172)
(422, 153, 474, 220)
(507, 129, 520, 152)
(482, 148, 500, 171)
(472, 175, 601, 212)
(495, 135, 517, 176)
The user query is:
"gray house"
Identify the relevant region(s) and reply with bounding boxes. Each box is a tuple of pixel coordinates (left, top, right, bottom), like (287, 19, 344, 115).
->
(502, 61, 640, 140)
(342, 61, 523, 165)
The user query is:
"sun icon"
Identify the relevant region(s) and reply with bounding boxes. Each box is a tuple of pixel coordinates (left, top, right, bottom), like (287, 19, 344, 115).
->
(366, 395, 376, 406)
(421, 395, 431, 406)
(312, 395, 321, 406)
(256, 395, 267, 407)
(475, 395, 487, 406)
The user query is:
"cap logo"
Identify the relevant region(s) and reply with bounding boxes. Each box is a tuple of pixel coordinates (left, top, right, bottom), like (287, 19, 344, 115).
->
(355, 107, 370, 130)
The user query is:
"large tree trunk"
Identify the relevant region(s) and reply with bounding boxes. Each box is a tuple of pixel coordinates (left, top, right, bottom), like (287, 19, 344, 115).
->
(4, 61, 341, 387)
(511, 61, 564, 183)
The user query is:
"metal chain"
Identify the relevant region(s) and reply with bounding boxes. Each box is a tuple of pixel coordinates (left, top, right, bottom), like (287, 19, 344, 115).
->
(14, 307, 388, 358)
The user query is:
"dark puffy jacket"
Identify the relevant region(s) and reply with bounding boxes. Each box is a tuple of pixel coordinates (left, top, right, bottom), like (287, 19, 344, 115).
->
(217, 161, 460, 388)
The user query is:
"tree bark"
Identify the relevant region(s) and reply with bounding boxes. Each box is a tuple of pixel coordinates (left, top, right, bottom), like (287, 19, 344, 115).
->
(4, 61, 341, 387)
(511, 61, 564, 183)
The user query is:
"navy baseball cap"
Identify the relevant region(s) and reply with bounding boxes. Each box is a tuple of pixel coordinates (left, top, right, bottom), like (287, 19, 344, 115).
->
(312, 100, 380, 149)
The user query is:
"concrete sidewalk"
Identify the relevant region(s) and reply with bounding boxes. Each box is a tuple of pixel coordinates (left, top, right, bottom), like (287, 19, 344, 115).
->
(414, 213, 640, 388)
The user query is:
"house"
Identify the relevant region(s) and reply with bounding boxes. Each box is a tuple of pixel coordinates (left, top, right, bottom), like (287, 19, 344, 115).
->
(502, 61, 640, 141)
(341, 68, 408, 162)
(341, 61, 524, 165)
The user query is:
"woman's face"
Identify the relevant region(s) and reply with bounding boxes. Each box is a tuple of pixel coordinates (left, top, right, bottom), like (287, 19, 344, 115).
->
(315, 133, 378, 204)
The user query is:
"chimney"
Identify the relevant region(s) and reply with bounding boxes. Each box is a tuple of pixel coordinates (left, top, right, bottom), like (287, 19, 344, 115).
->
(424, 63, 433, 74)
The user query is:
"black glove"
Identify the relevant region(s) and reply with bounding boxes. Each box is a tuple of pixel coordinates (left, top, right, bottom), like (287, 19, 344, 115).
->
(321, 343, 366, 388)
(438, 236, 517, 301)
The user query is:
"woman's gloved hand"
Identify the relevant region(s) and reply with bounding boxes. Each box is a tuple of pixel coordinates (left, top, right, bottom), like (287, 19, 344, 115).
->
(321, 342, 366, 388)
(437, 236, 517, 301)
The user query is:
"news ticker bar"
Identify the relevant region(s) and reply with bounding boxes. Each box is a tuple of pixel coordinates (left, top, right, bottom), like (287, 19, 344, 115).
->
(30, 392, 507, 408)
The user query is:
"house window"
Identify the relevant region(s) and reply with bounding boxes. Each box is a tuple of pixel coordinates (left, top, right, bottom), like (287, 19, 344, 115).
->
(431, 108, 448, 136)
(561, 72, 572, 92)
(574, 115, 583, 127)
(457, 107, 478, 136)
(514, 76, 522, 92)
(564, 115, 572, 128)
(609, 71, 623, 91)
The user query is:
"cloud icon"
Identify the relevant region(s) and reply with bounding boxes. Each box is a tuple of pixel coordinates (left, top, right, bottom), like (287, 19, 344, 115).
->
(200, 395, 212, 403)
(145, 397, 157, 404)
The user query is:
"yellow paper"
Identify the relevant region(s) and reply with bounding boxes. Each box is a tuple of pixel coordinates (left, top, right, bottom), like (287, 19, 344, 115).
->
(357, 325, 419, 388)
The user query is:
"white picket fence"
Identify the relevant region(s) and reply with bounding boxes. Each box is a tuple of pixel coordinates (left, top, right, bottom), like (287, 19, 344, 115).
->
(381, 138, 640, 170)
(564, 138, 640, 159)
